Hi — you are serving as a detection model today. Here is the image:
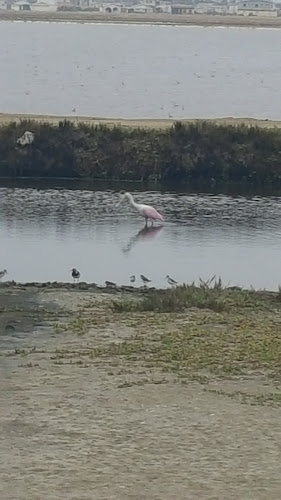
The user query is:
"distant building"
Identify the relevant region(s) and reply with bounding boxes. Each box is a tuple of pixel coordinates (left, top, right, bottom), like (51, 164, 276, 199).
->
(155, 3, 172, 12)
(57, 0, 76, 10)
(237, 0, 278, 15)
(141, 0, 156, 5)
(102, 3, 122, 12)
(195, 2, 228, 14)
(31, 1, 57, 11)
(171, 3, 194, 13)
(128, 3, 154, 12)
(228, 0, 238, 14)
(11, 0, 31, 9)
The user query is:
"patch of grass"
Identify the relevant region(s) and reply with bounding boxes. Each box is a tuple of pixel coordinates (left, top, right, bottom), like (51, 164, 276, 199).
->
(91, 340, 151, 359)
(90, 300, 281, 380)
(19, 362, 39, 368)
(117, 378, 168, 388)
(112, 281, 274, 314)
(21, 286, 281, 395)
(155, 317, 281, 375)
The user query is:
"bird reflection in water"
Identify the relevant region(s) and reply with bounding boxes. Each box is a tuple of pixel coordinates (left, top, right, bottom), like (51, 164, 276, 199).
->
(122, 225, 163, 254)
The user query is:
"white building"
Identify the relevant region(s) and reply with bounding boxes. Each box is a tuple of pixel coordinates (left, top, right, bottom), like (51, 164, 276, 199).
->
(237, 0, 278, 15)
(195, 2, 228, 14)
(11, 1, 31, 10)
(31, 1, 57, 11)
(128, 3, 154, 12)
(155, 3, 172, 12)
(102, 3, 122, 12)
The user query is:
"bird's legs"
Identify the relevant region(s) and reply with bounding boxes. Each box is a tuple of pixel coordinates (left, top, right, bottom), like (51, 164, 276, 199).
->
(144, 218, 154, 227)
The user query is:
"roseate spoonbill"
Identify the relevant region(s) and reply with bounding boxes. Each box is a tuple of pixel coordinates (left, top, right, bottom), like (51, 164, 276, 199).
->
(166, 275, 177, 286)
(0, 269, 7, 279)
(130, 275, 136, 283)
(105, 280, 117, 288)
(140, 274, 151, 285)
(117, 192, 164, 226)
(71, 268, 80, 282)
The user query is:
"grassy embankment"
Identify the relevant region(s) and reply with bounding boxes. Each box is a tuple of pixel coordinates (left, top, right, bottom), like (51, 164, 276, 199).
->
(13, 280, 280, 405)
(1, 119, 281, 189)
(3, 280, 281, 404)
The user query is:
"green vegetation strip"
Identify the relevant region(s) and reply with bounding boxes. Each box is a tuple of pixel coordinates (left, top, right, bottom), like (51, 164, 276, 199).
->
(107, 285, 281, 376)
(56, 284, 281, 382)
(2, 120, 281, 188)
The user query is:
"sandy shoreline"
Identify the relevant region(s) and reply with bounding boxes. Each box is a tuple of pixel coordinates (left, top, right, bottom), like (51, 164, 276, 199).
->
(1, 283, 281, 498)
(1, 10, 281, 29)
(1, 112, 281, 129)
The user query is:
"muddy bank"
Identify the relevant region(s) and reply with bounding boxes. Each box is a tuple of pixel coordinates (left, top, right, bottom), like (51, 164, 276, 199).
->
(1, 10, 281, 29)
(1, 283, 281, 498)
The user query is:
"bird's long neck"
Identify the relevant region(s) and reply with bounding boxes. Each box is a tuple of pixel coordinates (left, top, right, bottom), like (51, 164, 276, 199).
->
(126, 193, 138, 209)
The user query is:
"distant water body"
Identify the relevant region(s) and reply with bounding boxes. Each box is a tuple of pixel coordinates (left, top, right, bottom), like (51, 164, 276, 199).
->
(1, 21, 281, 119)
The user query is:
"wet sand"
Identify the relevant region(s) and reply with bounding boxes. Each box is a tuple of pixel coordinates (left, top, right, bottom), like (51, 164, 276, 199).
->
(1, 112, 281, 129)
(1, 282, 281, 499)
(1, 10, 281, 29)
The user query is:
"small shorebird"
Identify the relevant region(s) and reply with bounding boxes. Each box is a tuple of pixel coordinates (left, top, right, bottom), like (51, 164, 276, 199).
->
(140, 274, 151, 285)
(130, 275, 136, 283)
(71, 268, 80, 282)
(166, 275, 177, 286)
(0, 269, 7, 279)
(105, 280, 116, 287)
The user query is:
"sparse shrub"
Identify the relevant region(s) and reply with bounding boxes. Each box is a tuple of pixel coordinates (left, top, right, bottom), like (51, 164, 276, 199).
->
(112, 281, 226, 313)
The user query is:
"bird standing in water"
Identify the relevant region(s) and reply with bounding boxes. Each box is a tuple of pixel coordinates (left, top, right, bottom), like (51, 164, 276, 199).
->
(71, 268, 80, 282)
(140, 274, 151, 285)
(117, 192, 164, 226)
(166, 275, 177, 286)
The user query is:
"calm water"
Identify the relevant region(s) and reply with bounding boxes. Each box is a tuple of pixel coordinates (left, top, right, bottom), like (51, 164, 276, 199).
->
(1, 21, 281, 119)
(1, 186, 281, 290)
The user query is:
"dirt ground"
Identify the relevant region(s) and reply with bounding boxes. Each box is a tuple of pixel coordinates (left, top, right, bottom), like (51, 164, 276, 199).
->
(1, 10, 281, 29)
(1, 113, 281, 130)
(1, 283, 281, 499)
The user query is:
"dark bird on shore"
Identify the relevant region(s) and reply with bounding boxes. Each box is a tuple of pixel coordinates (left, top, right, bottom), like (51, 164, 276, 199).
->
(130, 275, 136, 283)
(140, 274, 151, 285)
(71, 268, 80, 282)
(166, 275, 177, 286)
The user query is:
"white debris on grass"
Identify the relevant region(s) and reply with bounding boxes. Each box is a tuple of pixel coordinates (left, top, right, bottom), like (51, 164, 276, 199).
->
(17, 131, 35, 146)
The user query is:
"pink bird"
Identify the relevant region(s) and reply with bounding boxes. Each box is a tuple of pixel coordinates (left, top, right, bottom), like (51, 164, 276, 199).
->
(117, 192, 164, 226)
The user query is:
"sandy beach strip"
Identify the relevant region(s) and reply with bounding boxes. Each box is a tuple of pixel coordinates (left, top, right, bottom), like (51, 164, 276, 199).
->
(1, 10, 281, 29)
(0, 113, 281, 129)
